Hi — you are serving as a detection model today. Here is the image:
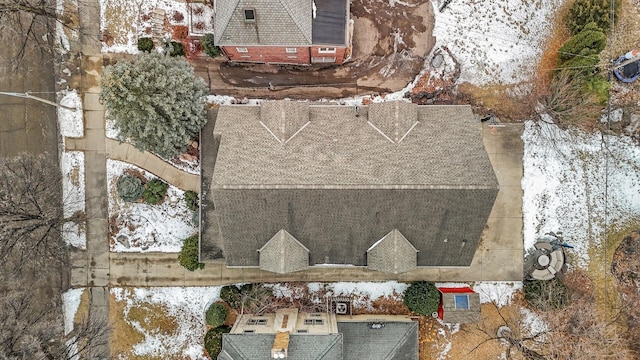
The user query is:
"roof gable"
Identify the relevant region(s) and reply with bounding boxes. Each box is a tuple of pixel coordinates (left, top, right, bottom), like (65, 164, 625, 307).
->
(367, 229, 418, 274)
(259, 229, 310, 273)
(215, 0, 312, 45)
(368, 101, 419, 144)
(260, 101, 311, 144)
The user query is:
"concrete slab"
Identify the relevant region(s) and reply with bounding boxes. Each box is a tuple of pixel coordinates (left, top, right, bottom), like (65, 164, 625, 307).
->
(83, 93, 104, 111)
(85, 109, 104, 129)
(491, 152, 523, 187)
(71, 264, 88, 287)
(482, 249, 523, 280)
(89, 268, 109, 287)
(483, 214, 523, 250)
(143, 155, 168, 178)
(489, 187, 523, 218)
(82, 129, 107, 151)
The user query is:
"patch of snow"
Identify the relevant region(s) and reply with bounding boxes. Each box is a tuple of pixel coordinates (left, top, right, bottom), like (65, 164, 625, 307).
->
(58, 90, 84, 138)
(520, 308, 549, 337)
(62, 288, 84, 335)
(438, 341, 452, 360)
(61, 151, 86, 249)
(522, 120, 640, 267)
(111, 287, 221, 359)
(473, 282, 523, 307)
(105, 114, 119, 139)
(107, 159, 198, 252)
(431, 0, 564, 85)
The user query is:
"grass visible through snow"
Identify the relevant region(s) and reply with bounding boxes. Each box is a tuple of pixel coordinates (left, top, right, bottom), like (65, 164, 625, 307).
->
(587, 220, 640, 328)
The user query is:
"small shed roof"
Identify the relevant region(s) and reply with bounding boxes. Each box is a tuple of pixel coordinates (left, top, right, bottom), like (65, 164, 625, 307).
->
(437, 288, 481, 324)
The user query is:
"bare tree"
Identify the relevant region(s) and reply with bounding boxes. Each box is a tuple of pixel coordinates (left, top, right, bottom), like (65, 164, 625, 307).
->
(0, 154, 84, 271)
(0, 0, 76, 65)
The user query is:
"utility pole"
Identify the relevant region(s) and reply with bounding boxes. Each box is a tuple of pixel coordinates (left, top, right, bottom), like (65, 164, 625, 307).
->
(0, 91, 76, 110)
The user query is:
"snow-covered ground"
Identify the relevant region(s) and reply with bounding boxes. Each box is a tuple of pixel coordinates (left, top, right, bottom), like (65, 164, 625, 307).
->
(57, 90, 84, 138)
(107, 159, 197, 252)
(62, 288, 85, 335)
(522, 120, 640, 267)
(473, 282, 523, 307)
(431, 0, 563, 85)
(61, 151, 87, 249)
(112, 287, 221, 359)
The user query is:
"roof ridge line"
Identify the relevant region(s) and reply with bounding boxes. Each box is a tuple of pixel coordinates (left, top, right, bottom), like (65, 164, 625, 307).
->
(278, 0, 312, 44)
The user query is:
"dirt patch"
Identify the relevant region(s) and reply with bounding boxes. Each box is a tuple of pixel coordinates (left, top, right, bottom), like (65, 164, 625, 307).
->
(110, 293, 146, 358)
(611, 227, 640, 356)
(608, 0, 640, 108)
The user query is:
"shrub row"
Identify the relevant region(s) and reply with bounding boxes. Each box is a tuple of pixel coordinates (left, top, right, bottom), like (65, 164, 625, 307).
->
(137, 38, 185, 57)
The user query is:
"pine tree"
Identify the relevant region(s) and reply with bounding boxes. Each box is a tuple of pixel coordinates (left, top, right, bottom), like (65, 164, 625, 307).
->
(100, 52, 208, 158)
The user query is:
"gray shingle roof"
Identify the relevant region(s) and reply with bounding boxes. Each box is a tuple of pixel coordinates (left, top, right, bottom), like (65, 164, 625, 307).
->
(205, 101, 499, 267)
(337, 321, 419, 360)
(259, 229, 310, 274)
(219, 334, 342, 360)
(367, 229, 418, 274)
(214, 0, 312, 46)
(212, 103, 498, 188)
(312, 0, 349, 45)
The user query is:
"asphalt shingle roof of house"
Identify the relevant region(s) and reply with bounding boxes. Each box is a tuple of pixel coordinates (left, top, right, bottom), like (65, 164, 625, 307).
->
(214, 0, 313, 45)
(337, 321, 419, 360)
(206, 101, 499, 268)
(218, 333, 342, 360)
(212, 102, 498, 189)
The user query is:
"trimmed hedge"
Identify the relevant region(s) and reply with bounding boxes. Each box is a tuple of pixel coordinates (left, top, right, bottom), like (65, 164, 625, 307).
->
(167, 41, 185, 57)
(178, 235, 204, 271)
(219, 285, 242, 309)
(204, 325, 231, 358)
(205, 303, 228, 327)
(403, 281, 440, 316)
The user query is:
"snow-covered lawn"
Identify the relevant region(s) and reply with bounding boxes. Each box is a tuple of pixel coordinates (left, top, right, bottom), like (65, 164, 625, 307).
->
(62, 288, 85, 335)
(107, 159, 197, 252)
(522, 120, 640, 267)
(431, 0, 563, 85)
(111, 287, 220, 360)
(62, 151, 86, 249)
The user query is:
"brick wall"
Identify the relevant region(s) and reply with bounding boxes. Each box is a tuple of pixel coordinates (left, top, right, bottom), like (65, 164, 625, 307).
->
(221, 45, 347, 65)
(310, 46, 347, 65)
(222, 46, 311, 64)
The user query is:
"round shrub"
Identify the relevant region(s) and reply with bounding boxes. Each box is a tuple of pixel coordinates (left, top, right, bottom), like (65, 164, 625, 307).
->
(167, 41, 185, 57)
(219, 285, 241, 309)
(204, 325, 230, 358)
(137, 37, 154, 52)
(403, 281, 440, 316)
(205, 303, 228, 327)
(184, 190, 199, 211)
(201, 34, 221, 58)
(178, 235, 204, 271)
(142, 178, 168, 205)
(524, 278, 571, 311)
(117, 175, 144, 202)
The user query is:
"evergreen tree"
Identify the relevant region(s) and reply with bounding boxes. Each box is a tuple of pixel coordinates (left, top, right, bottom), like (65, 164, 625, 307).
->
(100, 52, 208, 158)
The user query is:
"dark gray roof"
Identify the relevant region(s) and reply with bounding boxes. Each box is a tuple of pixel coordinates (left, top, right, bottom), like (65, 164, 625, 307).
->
(312, 0, 349, 45)
(214, 0, 312, 46)
(259, 229, 310, 274)
(337, 321, 418, 360)
(205, 101, 499, 267)
(212, 102, 498, 188)
(367, 229, 418, 274)
(218, 334, 342, 360)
